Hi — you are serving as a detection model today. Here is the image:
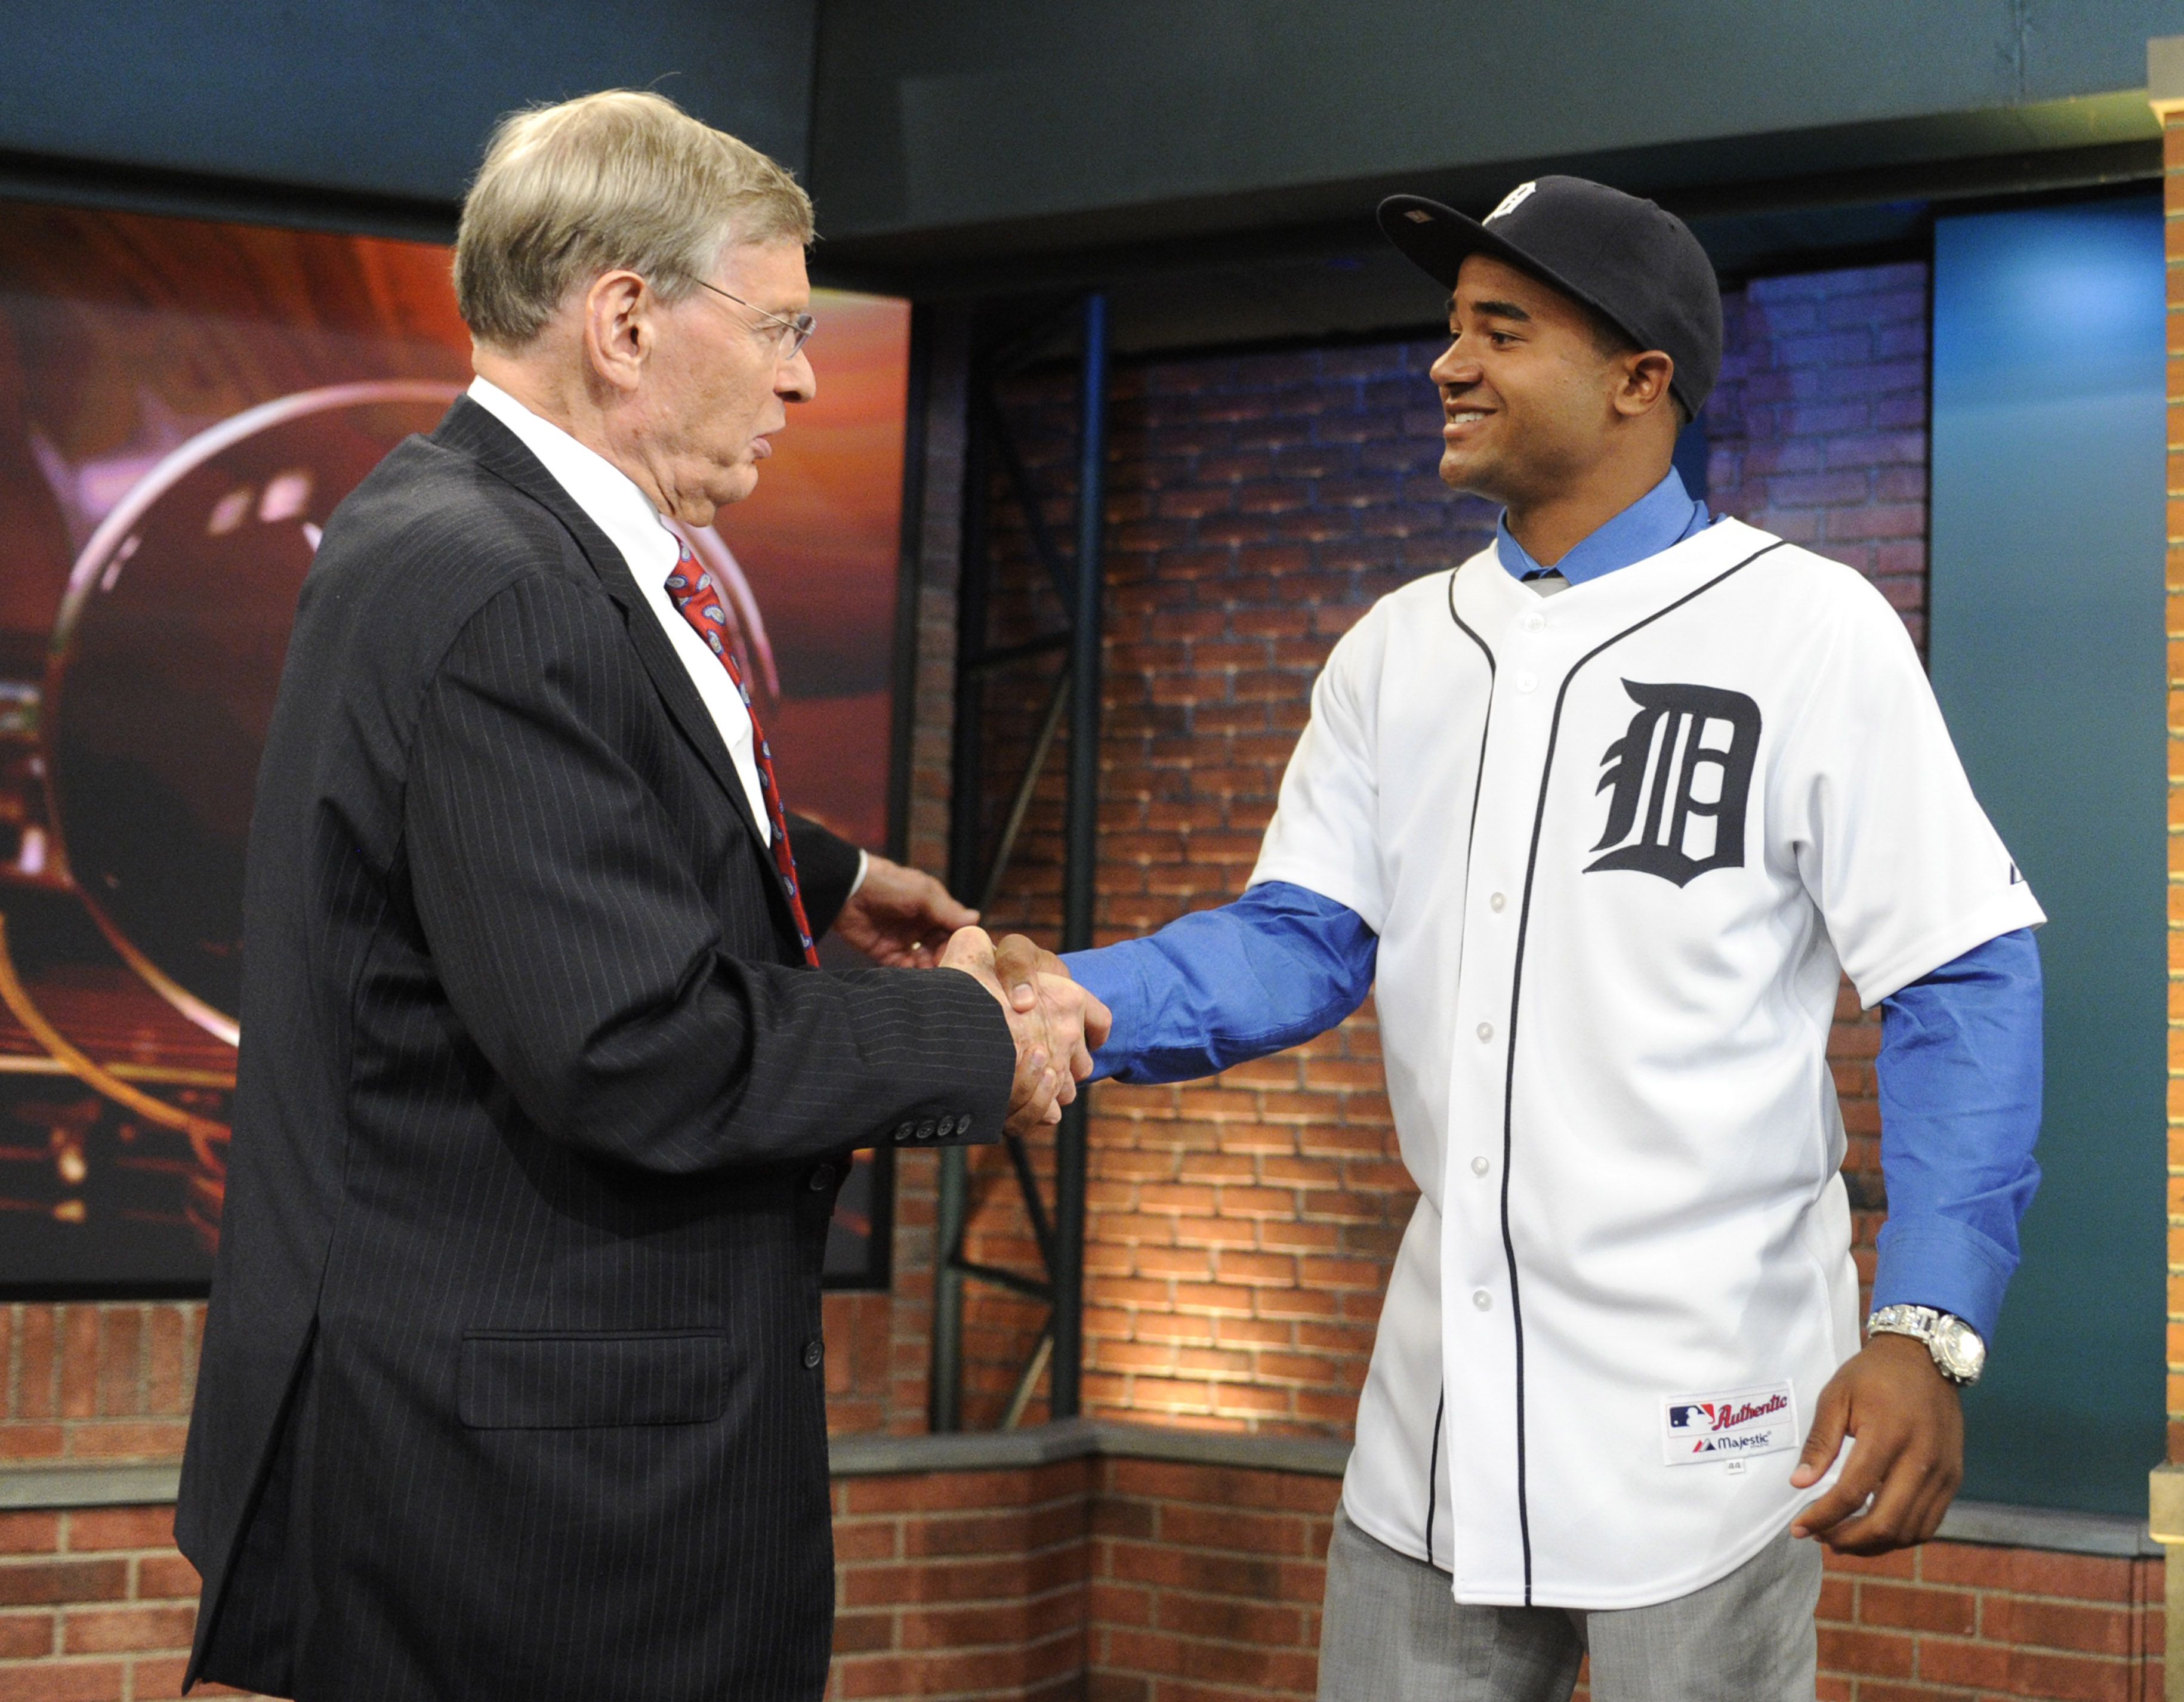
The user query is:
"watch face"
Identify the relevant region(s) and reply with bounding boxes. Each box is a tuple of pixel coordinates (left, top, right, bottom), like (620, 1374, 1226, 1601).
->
(1932, 1315, 1985, 1382)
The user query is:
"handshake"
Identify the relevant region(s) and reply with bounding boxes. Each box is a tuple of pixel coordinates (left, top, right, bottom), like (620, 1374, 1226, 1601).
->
(939, 927, 1112, 1136)
(828, 854, 1111, 1136)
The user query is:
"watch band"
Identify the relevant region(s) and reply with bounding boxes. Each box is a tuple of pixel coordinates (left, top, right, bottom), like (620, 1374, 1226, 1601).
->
(1867, 1303, 1985, 1386)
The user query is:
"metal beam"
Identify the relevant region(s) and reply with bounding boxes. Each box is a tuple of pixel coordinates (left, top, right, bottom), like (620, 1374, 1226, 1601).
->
(1050, 291, 1109, 1420)
(976, 663, 1071, 916)
(980, 387, 1078, 611)
(930, 293, 1110, 1431)
(930, 345, 995, 1436)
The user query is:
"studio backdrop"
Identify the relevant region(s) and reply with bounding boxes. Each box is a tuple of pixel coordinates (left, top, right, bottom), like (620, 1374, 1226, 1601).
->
(0, 199, 913, 1296)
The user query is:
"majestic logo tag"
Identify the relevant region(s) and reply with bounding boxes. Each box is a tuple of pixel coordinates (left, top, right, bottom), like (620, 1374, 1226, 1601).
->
(1585, 680, 1762, 886)
(1661, 1382, 1799, 1466)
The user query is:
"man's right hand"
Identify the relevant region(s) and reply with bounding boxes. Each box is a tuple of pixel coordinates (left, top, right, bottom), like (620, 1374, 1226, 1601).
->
(939, 926, 1112, 1135)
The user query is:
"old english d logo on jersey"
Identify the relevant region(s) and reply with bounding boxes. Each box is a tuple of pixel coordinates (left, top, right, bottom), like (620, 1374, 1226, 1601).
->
(1586, 679, 1762, 886)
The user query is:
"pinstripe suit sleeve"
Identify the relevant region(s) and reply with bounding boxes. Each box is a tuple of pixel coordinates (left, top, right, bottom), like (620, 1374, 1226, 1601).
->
(785, 814, 863, 940)
(405, 572, 1014, 1172)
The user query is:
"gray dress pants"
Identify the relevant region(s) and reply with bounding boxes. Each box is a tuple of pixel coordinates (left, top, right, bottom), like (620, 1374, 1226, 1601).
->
(1316, 1506, 1821, 1701)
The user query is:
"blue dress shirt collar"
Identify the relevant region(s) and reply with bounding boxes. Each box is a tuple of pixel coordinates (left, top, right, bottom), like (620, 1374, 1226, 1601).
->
(1495, 466, 1712, 587)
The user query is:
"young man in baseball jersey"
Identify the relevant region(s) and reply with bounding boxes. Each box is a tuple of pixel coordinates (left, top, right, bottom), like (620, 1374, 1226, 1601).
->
(1064, 177, 2042, 1699)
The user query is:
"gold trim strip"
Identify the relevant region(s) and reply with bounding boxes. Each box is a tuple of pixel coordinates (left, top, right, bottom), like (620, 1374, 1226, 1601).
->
(0, 1055, 235, 1088)
(0, 917, 229, 1170)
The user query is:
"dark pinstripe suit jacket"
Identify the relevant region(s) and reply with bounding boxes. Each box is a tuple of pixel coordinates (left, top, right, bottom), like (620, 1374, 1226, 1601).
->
(175, 397, 1013, 1701)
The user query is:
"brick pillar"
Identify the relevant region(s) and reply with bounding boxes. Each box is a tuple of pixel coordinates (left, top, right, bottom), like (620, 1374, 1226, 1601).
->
(2154, 34, 2184, 1702)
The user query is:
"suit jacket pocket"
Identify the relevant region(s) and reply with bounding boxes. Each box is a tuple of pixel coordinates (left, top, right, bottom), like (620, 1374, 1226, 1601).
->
(458, 1330, 729, 1429)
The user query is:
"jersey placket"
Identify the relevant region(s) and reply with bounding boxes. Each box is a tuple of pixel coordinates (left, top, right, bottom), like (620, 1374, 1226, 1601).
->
(1438, 586, 1574, 1605)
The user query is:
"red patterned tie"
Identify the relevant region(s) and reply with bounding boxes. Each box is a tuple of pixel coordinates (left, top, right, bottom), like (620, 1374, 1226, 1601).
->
(664, 539, 820, 967)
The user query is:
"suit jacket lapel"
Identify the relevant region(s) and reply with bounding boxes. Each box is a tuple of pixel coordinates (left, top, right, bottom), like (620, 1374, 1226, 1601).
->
(431, 397, 775, 864)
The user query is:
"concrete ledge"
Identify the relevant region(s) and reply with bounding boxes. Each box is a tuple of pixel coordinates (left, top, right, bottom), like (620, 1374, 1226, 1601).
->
(0, 1463, 182, 1511)
(3, 1437, 2156, 1558)
(827, 1416, 1107, 1476)
(1936, 1497, 2160, 1559)
(1081, 1419, 1352, 1479)
(825, 1417, 1351, 1480)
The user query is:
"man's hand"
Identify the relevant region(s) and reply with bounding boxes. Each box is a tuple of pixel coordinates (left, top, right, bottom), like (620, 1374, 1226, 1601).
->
(989, 935, 1110, 1088)
(836, 855, 979, 967)
(1788, 1332, 1963, 1553)
(939, 927, 1112, 1136)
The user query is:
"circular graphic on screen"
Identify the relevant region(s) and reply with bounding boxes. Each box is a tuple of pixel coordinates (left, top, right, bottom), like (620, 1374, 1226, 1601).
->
(42, 381, 462, 1045)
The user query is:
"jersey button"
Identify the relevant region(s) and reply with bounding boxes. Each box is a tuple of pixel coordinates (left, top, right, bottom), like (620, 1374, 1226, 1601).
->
(1472, 1290, 1492, 1311)
(1514, 670, 1538, 693)
(1523, 611, 1546, 632)
(1489, 892, 1506, 912)
(1471, 1156, 1489, 1177)
(1475, 1021, 1494, 1042)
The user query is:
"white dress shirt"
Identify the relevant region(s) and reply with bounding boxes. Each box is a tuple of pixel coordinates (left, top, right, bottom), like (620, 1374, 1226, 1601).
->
(465, 376, 773, 838)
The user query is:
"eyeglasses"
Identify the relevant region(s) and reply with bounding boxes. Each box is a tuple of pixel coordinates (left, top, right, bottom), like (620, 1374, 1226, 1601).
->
(689, 277, 816, 360)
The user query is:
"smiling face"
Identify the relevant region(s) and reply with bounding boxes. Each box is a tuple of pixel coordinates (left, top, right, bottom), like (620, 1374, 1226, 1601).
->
(1428, 252, 1665, 512)
(622, 239, 816, 525)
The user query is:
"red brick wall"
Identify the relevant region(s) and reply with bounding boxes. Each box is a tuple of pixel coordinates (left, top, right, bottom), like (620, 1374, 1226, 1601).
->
(830, 1459, 1091, 1701)
(1089, 1456, 1333, 1699)
(0, 1306, 200, 1468)
(0, 1464, 2160, 1702)
(1817, 1546, 2162, 1701)
(840, 1457, 2166, 1702)
(1090, 1464, 2163, 1702)
(1707, 262, 1932, 649)
(955, 261, 1931, 1432)
(0, 1505, 254, 1701)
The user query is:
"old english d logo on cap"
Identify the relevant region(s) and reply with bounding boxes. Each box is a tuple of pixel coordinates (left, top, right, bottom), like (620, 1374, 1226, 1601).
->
(1486, 181, 1538, 223)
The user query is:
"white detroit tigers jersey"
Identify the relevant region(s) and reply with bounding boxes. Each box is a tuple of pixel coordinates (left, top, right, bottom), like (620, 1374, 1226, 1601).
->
(1250, 517, 2043, 1609)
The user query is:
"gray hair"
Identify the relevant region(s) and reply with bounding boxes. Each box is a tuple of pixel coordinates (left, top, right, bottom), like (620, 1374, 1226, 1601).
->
(454, 89, 815, 350)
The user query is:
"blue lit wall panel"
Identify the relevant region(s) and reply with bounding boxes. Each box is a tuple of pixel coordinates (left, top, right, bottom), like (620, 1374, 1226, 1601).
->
(1930, 197, 2165, 1515)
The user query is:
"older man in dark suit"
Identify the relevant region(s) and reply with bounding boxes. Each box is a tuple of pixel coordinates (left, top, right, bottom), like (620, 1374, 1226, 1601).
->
(175, 89, 1105, 1701)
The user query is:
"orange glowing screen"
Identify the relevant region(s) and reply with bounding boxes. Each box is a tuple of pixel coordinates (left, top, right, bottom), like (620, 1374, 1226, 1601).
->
(0, 202, 910, 1292)
(715, 291, 909, 851)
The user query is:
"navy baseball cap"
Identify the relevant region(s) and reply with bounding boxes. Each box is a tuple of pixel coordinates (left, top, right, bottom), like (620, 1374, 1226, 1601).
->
(1377, 177, 1722, 419)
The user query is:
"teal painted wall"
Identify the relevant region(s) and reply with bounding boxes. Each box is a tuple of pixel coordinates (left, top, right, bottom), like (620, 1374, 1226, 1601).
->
(1929, 199, 2166, 1515)
(811, 0, 2177, 256)
(0, 0, 818, 199)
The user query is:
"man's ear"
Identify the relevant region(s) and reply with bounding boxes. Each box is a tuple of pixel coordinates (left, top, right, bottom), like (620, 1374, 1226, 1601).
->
(582, 270, 650, 396)
(1613, 350, 1676, 420)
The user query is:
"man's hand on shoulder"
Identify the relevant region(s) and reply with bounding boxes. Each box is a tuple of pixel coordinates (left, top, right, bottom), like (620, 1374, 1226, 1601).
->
(1788, 1332, 1964, 1554)
(836, 854, 979, 966)
(939, 927, 1112, 1136)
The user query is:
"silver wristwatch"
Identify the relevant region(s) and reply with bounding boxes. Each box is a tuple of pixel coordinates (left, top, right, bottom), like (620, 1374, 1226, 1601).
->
(1866, 1304, 1985, 1386)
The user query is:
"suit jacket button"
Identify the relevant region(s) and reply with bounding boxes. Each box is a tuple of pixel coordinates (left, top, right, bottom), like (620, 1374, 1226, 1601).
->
(803, 1338, 824, 1369)
(955, 1114, 973, 1139)
(808, 1163, 834, 1192)
(894, 1121, 914, 1143)
(918, 1118, 938, 1141)
(935, 1115, 956, 1139)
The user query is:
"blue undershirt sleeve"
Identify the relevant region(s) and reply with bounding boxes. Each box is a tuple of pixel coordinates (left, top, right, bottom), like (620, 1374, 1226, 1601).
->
(1062, 882, 1378, 1086)
(1870, 926, 2043, 1343)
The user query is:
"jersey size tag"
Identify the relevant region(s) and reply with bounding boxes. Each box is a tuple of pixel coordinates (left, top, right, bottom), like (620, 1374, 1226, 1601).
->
(1660, 1382, 1799, 1466)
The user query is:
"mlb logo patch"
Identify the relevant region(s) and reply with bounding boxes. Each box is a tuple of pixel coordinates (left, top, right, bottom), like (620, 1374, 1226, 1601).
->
(1660, 1382, 1799, 1467)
